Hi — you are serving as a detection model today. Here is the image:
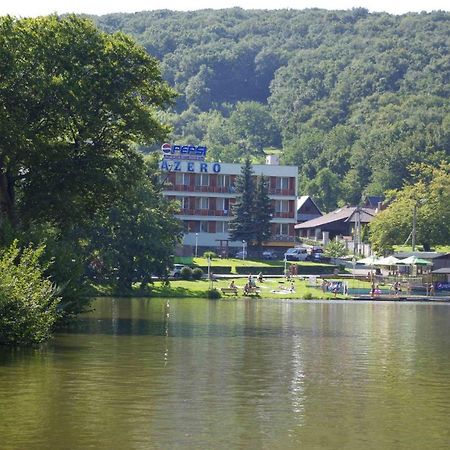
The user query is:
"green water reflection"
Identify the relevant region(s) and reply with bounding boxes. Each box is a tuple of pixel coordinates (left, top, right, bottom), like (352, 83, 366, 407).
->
(1, 298, 449, 449)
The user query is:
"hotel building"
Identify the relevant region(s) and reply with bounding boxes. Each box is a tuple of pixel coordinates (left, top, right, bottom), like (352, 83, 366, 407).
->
(160, 145, 298, 256)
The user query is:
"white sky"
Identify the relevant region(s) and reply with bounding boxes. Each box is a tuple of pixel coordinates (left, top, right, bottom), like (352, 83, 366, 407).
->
(0, 1, 448, 17)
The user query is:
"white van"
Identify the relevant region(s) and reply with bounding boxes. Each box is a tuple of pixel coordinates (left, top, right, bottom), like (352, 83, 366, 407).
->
(284, 247, 308, 261)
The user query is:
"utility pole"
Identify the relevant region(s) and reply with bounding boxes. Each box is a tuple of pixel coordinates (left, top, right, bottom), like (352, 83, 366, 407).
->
(412, 204, 417, 251)
(354, 206, 361, 256)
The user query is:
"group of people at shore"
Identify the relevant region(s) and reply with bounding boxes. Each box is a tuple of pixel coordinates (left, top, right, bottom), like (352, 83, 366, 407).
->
(321, 279, 348, 297)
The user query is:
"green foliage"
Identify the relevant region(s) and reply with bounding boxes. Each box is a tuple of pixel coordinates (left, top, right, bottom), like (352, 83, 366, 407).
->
(229, 157, 257, 242)
(229, 159, 274, 246)
(253, 176, 273, 247)
(88, 158, 183, 292)
(303, 292, 313, 300)
(0, 241, 60, 346)
(195, 266, 232, 274)
(227, 102, 280, 157)
(192, 268, 204, 280)
(97, 9, 450, 205)
(370, 163, 450, 253)
(0, 16, 179, 304)
(305, 168, 342, 212)
(0, 15, 175, 230)
(325, 240, 348, 257)
(203, 251, 217, 259)
(180, 266, 193, 280)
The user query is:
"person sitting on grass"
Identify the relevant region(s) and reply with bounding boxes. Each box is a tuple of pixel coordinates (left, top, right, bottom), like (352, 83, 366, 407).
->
(229, 280, 237, 290)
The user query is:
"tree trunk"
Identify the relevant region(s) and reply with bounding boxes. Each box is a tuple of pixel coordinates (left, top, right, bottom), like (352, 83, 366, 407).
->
(0, 169, 16, 226)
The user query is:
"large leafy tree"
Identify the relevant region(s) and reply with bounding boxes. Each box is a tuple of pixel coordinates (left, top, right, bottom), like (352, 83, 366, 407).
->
(305, 168, 342, 212)
(0, 15, 175, 230)
(227, 102, 280, 157)
(370, 163, 450, 253)
(89, 158, 183, 292)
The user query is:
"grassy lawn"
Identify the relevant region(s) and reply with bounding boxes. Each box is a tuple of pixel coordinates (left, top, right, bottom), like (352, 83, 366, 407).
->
(146, 277, 345, 300)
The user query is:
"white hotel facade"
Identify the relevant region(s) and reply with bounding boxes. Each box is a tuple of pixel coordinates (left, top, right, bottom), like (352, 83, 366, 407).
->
(160, 145, 298, 255)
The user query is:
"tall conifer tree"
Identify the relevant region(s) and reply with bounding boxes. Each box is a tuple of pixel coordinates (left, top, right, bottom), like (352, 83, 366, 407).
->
(229, 157, 255, 243)
(254, 175, 273, 248)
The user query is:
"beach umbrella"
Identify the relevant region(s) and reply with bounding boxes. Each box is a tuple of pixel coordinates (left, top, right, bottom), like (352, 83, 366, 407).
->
(400, 256, 432, 266)
(358, 255, 380, 265)
(375, 255, 403, 266)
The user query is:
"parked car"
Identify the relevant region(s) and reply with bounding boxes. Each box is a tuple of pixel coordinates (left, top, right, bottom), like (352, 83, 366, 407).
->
(234, 250, 248, 259)
(284, 247, 308, 261)
(306, 253, 331, 263)
(262, 250, 278, 260)
(169, 264, 188, 278)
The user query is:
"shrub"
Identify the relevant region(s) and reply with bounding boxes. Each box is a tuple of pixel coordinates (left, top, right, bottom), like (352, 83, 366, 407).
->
(235, 266, 285, 275)
(325, 240, 348, 257)
(203, 251, 217, 259)
(303, 292, 313, 300)
(207, 288, 221, 299)
(0, 241, 61, 346)
(197, 266, 231, 274)
(192, 267, 204, 280)
(180, 266, 193, 280)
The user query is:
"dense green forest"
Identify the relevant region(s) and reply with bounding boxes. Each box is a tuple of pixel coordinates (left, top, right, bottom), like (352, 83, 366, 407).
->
(94, 8, 450, 211)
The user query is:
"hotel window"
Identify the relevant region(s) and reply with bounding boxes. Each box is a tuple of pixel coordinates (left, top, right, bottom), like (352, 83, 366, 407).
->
(276, 223, 289, 235)
(275, 200, 289, 213)
(200, 221, 209, 233)
(175, 173, 190, 185)
(195, 173, 210, 186)
(183, 221, 191, 232)
(217, 175, 231, 188)
(196, 197, 209, 210)
(176, 196, 189, 209)
(276, 177, 289, 190)
(216, 197, 230, 213)
(216, 221, 229, 233)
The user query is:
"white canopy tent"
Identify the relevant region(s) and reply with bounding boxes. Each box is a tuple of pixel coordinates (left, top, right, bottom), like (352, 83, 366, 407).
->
(358, 255, 380, 265)
(400, 256, 433, 266)
(375, 255, 403, 266)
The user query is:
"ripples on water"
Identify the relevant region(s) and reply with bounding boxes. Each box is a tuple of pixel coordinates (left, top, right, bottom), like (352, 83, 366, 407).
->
(1, 298, 449, 450)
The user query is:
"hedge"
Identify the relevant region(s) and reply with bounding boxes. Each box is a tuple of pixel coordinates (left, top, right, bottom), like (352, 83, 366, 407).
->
(196, 265, 232, 274)
(235, 266, 285, 275)
(235, 265, 338, 275)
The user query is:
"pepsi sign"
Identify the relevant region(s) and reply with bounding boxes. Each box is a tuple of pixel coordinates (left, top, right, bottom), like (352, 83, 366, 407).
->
(161, 143, 207, 161)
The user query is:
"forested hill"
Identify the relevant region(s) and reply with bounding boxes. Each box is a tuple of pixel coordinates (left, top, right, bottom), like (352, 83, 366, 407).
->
(94, 8, 450, 211)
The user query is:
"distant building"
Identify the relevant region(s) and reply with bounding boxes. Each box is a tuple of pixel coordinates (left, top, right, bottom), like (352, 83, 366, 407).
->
(160, 145, 298, 255)
(363, 195, 385, 210)
(295, 206, 376, 241)
(296, 196, 322, 223)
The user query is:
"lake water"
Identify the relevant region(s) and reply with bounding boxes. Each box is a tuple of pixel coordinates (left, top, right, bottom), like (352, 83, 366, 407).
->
(1, 298, 449, 450)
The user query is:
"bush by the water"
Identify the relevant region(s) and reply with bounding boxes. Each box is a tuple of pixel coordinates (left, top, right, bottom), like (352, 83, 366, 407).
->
(192, 267, 204, 280)
(180, 266, 193, 280)
(207, 288, 221, 299)
(0, 241, 61, 346)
